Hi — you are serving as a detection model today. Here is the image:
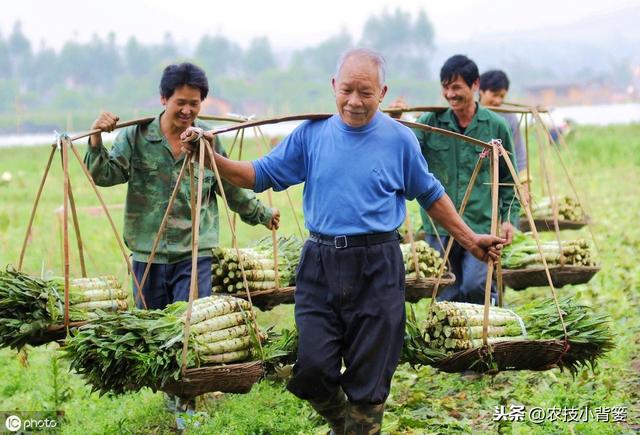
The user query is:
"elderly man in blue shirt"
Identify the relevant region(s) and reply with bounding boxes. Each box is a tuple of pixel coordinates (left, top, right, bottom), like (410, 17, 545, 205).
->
(182, 48, 504, 435)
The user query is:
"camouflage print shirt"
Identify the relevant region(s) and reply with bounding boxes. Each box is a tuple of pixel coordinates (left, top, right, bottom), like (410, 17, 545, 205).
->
(84, 113, 273, 264)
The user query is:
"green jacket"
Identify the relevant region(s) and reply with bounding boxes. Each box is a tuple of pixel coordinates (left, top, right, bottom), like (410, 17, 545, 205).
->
(84, 113, 273, 263)
(414, 104, 519, 235)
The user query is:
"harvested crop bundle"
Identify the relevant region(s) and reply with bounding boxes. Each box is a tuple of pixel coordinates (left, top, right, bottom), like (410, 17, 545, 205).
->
(526, 196, 586, 222)
(502, 232, 596, 269)
(400, 240, 445, 278)
(212, 235, 303, 294)
(62, 295, 260, 395)
(0, 267, 128, 349)
(402, 297, 613, 373)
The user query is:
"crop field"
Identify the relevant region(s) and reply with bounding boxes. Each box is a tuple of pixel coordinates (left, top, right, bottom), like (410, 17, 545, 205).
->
(0, 124, 638, 434)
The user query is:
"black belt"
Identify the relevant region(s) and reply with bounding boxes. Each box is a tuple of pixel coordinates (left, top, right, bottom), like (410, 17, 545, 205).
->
(309, 231, 400, 249)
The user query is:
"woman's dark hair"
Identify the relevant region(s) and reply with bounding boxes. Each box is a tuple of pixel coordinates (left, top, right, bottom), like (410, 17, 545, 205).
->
(159, 62, 209, 100)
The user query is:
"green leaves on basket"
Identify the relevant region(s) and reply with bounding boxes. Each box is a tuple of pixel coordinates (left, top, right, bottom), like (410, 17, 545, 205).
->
(501, 232, 596, 269)
(402, 297, 613, 374)
(61, 295, 260, 395)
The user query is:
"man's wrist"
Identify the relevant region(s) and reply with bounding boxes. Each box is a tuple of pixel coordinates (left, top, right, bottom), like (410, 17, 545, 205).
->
(88, 135, 102, 150)
(454, 229, 476, 252)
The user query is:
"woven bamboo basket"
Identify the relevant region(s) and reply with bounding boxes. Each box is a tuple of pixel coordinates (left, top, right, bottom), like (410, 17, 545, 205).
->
(434, 339, 568, 373)
(404, 272, 456, 302)
(502, 265, 600, 290)
(519, 217, 589, 232)
(160, 361, 264, 398)
(27, 321, 87, 346)
(234, 286, 296, 311)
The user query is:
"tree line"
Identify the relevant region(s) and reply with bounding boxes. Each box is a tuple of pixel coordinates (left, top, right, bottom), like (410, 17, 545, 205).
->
(0, 8, 439, 133)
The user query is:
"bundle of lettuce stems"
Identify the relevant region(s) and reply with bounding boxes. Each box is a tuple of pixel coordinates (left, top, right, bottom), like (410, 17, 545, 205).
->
(400, 240, 446, 279)
(212, 235, 303, 294)
(62, 295, 260, 395)
(402, 297, 613, 373)
(0, 267, 128, 350)
(525, 196, 586, 222)
(262, 326, 299, 378)
(502, 232, 596, 269)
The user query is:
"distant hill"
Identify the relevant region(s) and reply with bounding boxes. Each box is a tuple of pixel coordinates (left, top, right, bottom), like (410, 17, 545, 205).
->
(431, 5, 640, 88)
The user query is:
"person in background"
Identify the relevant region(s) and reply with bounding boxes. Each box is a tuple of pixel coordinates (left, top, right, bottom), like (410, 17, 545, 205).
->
(479, 69, 529, 202)
(84, 62, 279, 430)
(391, 55, 519, 305)
(182, 48, 505, 435)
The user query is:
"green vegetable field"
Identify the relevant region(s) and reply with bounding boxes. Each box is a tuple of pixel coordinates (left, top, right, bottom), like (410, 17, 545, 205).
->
(0, 124, 638, 434)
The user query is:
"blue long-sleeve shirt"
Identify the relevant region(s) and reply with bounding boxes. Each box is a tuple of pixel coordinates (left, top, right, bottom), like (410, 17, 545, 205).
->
(252, 111, 444, 236)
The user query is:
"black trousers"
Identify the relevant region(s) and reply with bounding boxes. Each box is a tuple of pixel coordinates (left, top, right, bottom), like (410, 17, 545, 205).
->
(132, 256, 212, 309)
(287, 238, 405, 404)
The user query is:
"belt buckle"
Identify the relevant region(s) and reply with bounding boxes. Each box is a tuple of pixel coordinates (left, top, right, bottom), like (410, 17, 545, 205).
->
(334, 235, 348, 249)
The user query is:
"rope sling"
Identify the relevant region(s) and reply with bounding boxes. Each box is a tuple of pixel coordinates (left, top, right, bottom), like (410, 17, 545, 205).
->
(14, 132, 144, 346)
(498, 103, 601, 289)
(384, 106, 573, 372)
(16, 108, 590, 373)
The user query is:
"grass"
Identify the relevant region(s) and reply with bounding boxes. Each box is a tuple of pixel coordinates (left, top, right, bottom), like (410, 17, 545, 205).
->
(0, 124, 639, 434)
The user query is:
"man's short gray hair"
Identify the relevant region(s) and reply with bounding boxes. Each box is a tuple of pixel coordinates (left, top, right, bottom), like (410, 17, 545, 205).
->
(335, 48, 386, 86)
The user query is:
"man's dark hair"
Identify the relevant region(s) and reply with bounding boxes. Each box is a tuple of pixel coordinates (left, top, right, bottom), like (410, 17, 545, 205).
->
(440, 54, 479, 87)
(159, 62, 209, 100)
(480, 70, 510, 92)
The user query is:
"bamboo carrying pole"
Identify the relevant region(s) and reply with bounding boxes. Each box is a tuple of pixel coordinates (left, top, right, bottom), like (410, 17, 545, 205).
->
(17, 146, 56, 270)
(429, 157, 485, 301)
(113, 114, 572, 348)
(68, 139, 147, 308)
(252, 126, 280, 289)
(383, 114, 570, 345)
(136, 158, 190, 306)
(230, 129, 245, 236)
(17, 121, 152, 307)
(61, 137, 70, 327)
(17, 133, 119, 327)
(496, 142, 569, 340)
(59, 151, 87, 278)
(202, 138, 265, 358)
(404, 213, 422, 280)
(180, 142, 206, 377)
(529, 108, 601, 254)
(253, 126, 305, 240)
(382, 105, 550, 115)
(533, 120, 565, 264)
(481, 144, 500, 345)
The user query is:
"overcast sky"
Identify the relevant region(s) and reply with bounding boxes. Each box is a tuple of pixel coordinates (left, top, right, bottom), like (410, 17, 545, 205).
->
(1, 0, 638, 50)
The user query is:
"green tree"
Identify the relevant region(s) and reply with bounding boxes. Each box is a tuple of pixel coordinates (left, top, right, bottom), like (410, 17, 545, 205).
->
(8, 21, 32, 78)
(290, 31, 353, 77)
(0, 37, 11, 80)
(195, 35, 242, 77)
(0, 79, 18, 112)
(98, 32, 122, 89)
(28, 43, 59, 93)
(124, 37, 154, 77)
(243, 37, 276, 76)
(359, 8, 434, 79)
(159, 32, 177, 61)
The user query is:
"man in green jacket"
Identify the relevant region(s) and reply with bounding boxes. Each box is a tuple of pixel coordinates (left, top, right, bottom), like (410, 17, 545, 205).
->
(393, 55, 518, 304)
(84, 62, 279, 429)
(85, 62, 279, 310)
